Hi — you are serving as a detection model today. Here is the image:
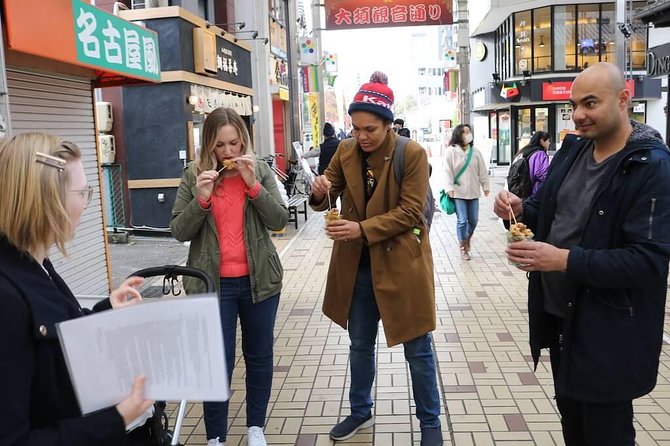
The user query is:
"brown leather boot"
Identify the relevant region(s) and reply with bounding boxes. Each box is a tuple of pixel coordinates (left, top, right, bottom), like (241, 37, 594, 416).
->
(459, 240, 471, 261)
(466, 235, 472, 254)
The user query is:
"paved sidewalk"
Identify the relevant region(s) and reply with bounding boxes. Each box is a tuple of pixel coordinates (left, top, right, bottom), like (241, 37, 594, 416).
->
(156, 171, 670, 446)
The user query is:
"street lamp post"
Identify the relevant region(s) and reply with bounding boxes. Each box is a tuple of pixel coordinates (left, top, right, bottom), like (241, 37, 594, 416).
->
(457, 0, 470, 125)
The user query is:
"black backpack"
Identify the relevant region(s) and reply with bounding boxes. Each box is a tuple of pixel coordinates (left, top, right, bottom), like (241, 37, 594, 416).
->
(506, 146, 541, 198)
(392, 136, 435, 231)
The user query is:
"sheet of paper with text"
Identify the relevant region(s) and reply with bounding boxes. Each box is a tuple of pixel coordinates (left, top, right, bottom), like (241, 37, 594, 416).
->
(57, 294, 228, 415)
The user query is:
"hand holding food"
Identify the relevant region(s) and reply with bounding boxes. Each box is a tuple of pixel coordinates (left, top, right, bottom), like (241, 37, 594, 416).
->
(507, 222, 534, 267)
(311, 175, 331, 199)
(196, 169, 219, 202)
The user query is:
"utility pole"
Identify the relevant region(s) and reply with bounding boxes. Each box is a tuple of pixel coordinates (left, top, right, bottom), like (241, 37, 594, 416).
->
(312, 1, 326, 144)
(285, 0, 301, 145)
(615, 0, 628, 75)
(457, 0, 470, 125)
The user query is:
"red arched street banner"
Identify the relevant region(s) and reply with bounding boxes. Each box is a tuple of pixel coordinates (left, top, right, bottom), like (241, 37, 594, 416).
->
(325, 0, 453, 30)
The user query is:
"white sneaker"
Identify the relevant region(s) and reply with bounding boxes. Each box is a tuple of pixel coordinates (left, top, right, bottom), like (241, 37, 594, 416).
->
(247, 426, 267, 446)
(207, 437, 224, 446)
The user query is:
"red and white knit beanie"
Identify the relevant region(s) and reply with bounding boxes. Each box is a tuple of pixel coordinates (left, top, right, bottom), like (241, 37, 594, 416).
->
(348, 71, 394, 122)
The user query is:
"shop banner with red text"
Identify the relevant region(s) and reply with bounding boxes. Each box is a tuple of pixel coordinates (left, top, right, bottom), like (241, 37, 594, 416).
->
(325, 0, 453, 30)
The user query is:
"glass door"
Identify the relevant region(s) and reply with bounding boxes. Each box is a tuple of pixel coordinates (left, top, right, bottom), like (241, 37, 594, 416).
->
(516, 108, 532, 154)
(498, 111, 512, 164)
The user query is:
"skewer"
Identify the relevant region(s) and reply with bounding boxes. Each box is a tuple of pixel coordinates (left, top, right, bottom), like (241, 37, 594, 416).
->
(217, 165, 226, 174)
(506, 191, 517, 226)
(327, 190, 332, 210)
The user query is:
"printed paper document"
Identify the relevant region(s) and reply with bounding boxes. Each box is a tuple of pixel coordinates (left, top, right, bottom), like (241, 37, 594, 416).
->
(57, 294, 229, 415)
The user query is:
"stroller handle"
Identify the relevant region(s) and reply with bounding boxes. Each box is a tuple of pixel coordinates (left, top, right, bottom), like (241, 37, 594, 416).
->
(128, 265, 215, 294)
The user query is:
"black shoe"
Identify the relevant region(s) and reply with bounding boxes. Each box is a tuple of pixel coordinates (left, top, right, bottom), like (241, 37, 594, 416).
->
(329, 414, 374, 441)
(420, 426, 443, 446)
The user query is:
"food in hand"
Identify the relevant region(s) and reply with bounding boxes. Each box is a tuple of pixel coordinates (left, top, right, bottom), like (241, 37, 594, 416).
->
(507, 223, 534, 267)
(222, 159, 237, 170)
(325, 208, 342, 221)
(508, 222, 534, 239)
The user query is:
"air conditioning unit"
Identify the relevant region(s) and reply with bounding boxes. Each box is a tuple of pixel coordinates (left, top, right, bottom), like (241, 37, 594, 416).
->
(98, 134, 116, 164)
(96, 102, 113, 132)
(133, 0, 168, 8)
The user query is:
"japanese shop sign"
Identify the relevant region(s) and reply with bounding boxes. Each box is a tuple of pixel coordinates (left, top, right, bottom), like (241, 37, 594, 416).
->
(216, 38, 253, 87)
(73, 0, 160, 81)
(324, 0, 452, 30)
(2, 0, 160, 83)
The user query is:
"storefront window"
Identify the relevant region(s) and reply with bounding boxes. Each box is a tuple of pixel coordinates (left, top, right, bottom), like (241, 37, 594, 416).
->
(554, 5, 577, 71)
(630, 2, 647, 70)
(556, 104, 576, 149)
(495, 17, 515, 80)
(514, 11, 532, 76)
(601, 4, 616, 64)
(533, 7, 552, 72)
(577, 4, 600, 71)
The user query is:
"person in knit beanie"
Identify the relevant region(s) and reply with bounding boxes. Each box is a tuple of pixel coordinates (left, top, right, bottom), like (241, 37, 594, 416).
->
(309, 73, 443, 446)
(347, 71, 395, 123)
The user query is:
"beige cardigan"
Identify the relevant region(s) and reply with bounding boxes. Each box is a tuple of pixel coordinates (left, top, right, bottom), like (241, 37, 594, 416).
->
(444, 144, 490, 199)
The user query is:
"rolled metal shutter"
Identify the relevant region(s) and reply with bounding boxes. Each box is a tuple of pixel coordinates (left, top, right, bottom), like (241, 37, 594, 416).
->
(7, 69, 110, 298)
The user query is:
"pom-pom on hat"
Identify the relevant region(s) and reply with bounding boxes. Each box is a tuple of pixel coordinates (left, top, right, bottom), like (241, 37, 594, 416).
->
(348, 71, 394, 122)
(323, 122, 335, 137)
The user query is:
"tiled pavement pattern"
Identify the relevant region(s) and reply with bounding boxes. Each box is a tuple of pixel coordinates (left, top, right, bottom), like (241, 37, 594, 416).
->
(164, 166, 670, 446)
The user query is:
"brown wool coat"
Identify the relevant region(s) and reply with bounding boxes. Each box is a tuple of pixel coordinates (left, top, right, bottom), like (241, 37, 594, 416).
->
(310, 132, 436, 346)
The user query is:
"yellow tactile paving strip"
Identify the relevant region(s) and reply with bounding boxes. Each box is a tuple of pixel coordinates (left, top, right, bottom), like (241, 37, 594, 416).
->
(165, 167, 670, 446)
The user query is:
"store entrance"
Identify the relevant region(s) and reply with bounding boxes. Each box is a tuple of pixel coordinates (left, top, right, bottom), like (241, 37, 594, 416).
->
(514, 106, 553, 155)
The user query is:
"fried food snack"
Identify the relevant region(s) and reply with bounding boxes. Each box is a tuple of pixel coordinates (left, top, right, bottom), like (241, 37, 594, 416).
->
(508, 222, 534, 239)
(324, 208, 342, 221)
(222, 159, 237, 170)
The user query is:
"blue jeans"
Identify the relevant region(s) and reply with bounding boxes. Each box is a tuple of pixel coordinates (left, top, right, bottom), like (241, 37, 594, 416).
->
(347, 265, 441, 429)
(454, 198, 479, 242)
(203, 276, 279, 441)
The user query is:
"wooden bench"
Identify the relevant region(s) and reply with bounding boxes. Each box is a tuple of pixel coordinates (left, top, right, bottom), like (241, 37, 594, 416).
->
(287, 194, 308, 229)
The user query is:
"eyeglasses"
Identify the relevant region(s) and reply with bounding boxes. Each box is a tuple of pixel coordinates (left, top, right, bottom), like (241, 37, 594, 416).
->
(70, 185, 94, 206)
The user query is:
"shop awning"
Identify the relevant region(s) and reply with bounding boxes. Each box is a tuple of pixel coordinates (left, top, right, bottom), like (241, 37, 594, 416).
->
(3, 0, 161, 87)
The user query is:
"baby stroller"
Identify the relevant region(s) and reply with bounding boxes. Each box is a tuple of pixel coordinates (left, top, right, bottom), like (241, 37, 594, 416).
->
(123, 265, 215, 446)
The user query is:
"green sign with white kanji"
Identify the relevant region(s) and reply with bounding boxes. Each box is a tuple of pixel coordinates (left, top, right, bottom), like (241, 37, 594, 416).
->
(72, 0, 161, 82)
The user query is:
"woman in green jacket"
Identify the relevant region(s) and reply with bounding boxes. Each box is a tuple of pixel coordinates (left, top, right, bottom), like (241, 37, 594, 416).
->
(170, 107, 288, 446)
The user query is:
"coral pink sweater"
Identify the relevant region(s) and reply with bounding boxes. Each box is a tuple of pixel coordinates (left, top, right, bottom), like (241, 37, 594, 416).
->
(199, 175, 260, 278)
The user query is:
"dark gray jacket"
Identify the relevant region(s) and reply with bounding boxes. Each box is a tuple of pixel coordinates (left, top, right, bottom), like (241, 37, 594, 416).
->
(523, 121, 670, 402)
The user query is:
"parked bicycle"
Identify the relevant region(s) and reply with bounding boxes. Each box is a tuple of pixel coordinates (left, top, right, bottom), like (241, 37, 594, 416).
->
(259, 154, 311, 197)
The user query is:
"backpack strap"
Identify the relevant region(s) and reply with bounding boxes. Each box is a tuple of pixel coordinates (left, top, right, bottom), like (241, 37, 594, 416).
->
(392, 135, 411, 184)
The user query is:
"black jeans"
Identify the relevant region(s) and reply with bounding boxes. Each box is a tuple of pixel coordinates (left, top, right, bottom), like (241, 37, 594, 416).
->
(547, 315, 635, 446)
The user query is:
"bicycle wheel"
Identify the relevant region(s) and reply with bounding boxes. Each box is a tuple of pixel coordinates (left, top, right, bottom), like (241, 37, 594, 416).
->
(292, 169, 311, 195)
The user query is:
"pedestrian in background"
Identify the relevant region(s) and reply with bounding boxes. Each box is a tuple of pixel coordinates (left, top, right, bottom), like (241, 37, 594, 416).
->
(443, 124, 490, 260)
(494, 62, 670, 445)
(0, 133, 152, 445)
(170, 107, 288, 446)
(310, 72, 443, 446)
(508, 131, 550, 199)
(393, 118, 411, 138)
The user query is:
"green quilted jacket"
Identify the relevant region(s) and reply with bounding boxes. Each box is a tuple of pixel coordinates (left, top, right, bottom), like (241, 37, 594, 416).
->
(170, 161, 288, 302)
